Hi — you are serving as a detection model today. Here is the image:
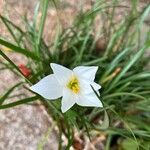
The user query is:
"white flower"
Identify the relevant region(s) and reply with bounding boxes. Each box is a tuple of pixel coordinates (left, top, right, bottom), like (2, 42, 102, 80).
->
(30, 63, 103, 113)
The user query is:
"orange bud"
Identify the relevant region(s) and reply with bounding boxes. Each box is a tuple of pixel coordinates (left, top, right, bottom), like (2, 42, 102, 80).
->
(19, 64, 31, 77)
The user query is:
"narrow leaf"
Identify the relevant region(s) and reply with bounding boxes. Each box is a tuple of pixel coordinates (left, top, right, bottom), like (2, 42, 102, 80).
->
(0, 38, 39, 60)
(0, 96, 38, 109)
(0, 82, 23, 105)
(107, 46, 147, 92)
(0, 50, 31, 83)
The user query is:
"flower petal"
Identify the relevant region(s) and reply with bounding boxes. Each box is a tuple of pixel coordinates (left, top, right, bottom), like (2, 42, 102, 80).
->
(30, 74, 63, 99)
(73, 66, 98, 81)
(90, 81, 101, 91)
(77, 92, 103, 107)
(79, 78, 101, 94)
(61, 88, 76, 113)
(50, 63, 73, 86)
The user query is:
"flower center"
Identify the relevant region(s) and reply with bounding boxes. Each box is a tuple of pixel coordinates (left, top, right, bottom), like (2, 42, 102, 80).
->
(67, 76, 80, 93)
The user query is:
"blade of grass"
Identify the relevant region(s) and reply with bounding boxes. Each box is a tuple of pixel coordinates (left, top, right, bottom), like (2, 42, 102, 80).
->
(0, 82, 23, 105)
(106, 46, 148, 92)
(32, 2, 40, 33)
(0, 96, 39, 109)
(82, 56, 107, 65)
(117, 72, 150, 86)
(0, 38, 39, 60)
(0, 49, 32, 83)
(38, 122, 56, 150)
(108, 106, 139, 150)
(91, 86, 109, 130)
(0, 15, 23, 45)
(138, 5, 150, 29)
(36, 0, 49, 53)
(104, 20, 126, 57)
(101, 47, 131, 81)
(103, 92, 146, 101)
(0, 15, 23, 33)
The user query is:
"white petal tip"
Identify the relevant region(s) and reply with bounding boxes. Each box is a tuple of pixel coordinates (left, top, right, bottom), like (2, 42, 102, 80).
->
(94, 66, 98, 70)
(50, 63, 55, 68)
(92, 103, 103, 108)
(61, 107, 67, 113)
(50, 63, 55, 66)
(98, 101, 103, 107)
(29, 85, 36, 93)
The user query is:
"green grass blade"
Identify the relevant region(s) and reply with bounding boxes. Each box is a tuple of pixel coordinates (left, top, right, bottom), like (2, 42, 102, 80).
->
(104, 21, 126, 57)
(106, 46, 147, 92)
(0, 38, 39, 60)
(0, 49, 31, 83)
(138, 5, 150, 28)
(0, 82, 23, 105)
(82, 56, 107, 66)
(103, 92, 146, 101)
(36, 0, 49, 51)
(94, 110, 109, 130)
(38, 122, 56, 150)
(101, 47, 131, 80)
(0, 96, 39, 109)
(91, 86, 109, 130)
(117, 72, 150, 86)
(0, 15, 24, 45)
(32, 2, 40, 32)
(0, 15, 23, 33)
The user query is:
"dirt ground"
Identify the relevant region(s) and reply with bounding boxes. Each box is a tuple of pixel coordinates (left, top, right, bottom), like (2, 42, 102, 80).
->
(0, 0, 149, 150)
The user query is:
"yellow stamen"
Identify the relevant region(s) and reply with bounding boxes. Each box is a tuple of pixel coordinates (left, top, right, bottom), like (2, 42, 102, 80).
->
(67, 76, 80, 93)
